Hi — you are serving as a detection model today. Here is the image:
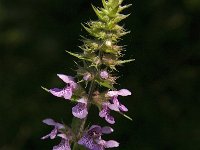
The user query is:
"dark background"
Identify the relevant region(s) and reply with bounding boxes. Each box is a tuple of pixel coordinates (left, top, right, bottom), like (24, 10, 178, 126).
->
(0, 0, 199, 149)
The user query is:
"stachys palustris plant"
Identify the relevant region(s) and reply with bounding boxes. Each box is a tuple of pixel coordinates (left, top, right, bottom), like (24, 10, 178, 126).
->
(42, 0, 133, 149)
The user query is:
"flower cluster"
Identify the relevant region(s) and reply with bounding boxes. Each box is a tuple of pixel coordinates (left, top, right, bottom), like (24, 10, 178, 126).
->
(42, 0, 133, 149)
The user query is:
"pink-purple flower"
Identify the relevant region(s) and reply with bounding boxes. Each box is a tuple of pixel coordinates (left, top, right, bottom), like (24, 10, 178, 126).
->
(48, 74, 88, 119)
(78, 125, 119, 150)
(72, 98, 88, 119)
(99, 102, 115, 124)
(53, 134, 71, 150)
(100, 71, 109, 79)
(41, 118, 72, 150)
(41, 118, 65, 140)
(99, 89, 131, 124)
(49, 74, 77, 100)
(106, 89, 131, 112)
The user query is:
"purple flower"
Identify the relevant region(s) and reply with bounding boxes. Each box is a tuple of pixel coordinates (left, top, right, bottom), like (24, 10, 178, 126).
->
(49, 74, 77, 100)
(78, 125, 119, 150)
(99, 102, 115, 124)
(72, 98, 88, 119)
(106, 89, 131, 112)
(41, 119, 72, 150)
(53, 134, 71, 150)
(41, 118, 65, 140)
(100, 71, 109, 79)
(99, 89, 131, 124)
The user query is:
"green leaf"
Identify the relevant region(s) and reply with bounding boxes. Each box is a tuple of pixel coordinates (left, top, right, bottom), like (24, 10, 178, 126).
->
(95, 79, 114, 89)
(117, 59, 135, 65)
(113, 14, 130, 23)
(102, 0, 108, 9)
(81, 23, 95, 36)
(91, 5, 105, 21)
(66, 50, 92, 62)
(119, 4, 132, 12)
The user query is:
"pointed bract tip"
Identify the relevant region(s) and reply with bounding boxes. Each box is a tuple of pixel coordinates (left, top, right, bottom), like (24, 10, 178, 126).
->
(41, 86, 49, 92)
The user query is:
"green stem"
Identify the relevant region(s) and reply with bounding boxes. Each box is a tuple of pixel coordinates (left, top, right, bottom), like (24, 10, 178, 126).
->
(72, 80, 96, 150)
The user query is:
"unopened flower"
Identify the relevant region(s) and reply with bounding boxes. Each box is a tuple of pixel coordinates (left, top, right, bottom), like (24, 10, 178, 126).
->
(72, 98, 88, 119)
(49, 74, 77, 100)
(99, 102, 115, 124)
(78, 125, 119, 150)
(83, 72, 92, 81)
(41, 118, 65, 140)
(100, 70, 109, 79)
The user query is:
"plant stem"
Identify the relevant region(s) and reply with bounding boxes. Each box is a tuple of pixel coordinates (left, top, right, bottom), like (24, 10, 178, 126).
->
(72, 80, 96, 150)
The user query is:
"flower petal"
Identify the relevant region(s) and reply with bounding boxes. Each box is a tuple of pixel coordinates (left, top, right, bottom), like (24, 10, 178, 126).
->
(63, 87, 73, 100)
(50, 88, 65, 97)
(99, 108, 107, 118)
(57, 74, 74, 84)
(104, 140, 119, 148)
(57, 74, 77, 89)
(118, 89, 131, 96)
(101, 126, 114, 134)
(41, 127, 57, 140)
(77, 98, 87, 104)
(53, 139, 71, 150)
(107, 91, 119, 97)
(42, 118, 56, 126)
(50, 128, 58, 139)
(78, 135, 95, 150)
(105, 114, 115, 124)
(72, 103, 88, 119)
(119, 104, 128, 112)
(108, 104, 120, 112)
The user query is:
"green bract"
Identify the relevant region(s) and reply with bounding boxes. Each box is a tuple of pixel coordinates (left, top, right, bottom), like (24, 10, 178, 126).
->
(67, 0, 133, 87)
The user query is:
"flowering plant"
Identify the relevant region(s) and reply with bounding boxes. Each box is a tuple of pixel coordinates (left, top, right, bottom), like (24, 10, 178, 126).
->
(42, 0, 133, 149)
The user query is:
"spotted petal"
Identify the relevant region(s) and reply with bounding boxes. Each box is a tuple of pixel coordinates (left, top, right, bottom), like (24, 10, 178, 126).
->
(78, 135, 95, 150)
(72, 102, 88, 119)
(50, 87, 72, 100)
(53, 139, 71, 150)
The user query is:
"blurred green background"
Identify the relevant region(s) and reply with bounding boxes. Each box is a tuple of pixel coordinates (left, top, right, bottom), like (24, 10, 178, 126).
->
(0, 0, 199, 149)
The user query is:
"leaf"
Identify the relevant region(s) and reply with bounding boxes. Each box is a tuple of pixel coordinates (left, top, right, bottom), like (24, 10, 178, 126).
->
(66, 50, 92, 62)
(41, 86, 49, 92)
(91, 5, 105, 21)
(113, 14, 130, 23)
(119, 4, 132, 12)
(81, 23, 94, 36)
(117, 59, 135, 65)
(95, 80, 114, 89)
(102, 0, 108, 9)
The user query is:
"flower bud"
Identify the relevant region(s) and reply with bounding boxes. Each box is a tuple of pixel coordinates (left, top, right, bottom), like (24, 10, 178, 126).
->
(100, 70, 109, 79)
(83, 72, 92, 81)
